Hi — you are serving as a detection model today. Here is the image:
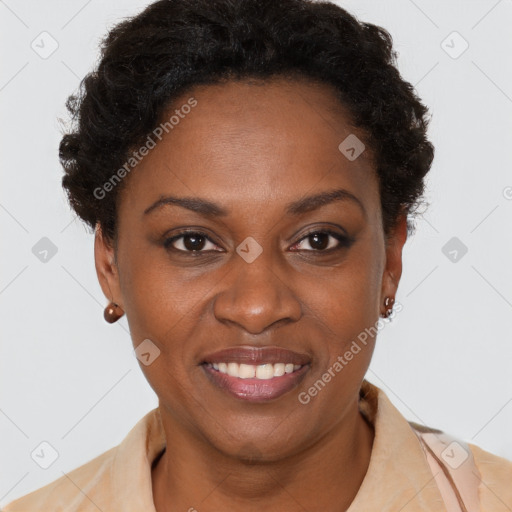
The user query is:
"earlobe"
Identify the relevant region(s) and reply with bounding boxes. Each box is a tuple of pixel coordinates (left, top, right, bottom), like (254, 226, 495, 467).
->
(381, 296, 395, 319)
(104, 301, 124, 323)
(94, 223, 124, 320)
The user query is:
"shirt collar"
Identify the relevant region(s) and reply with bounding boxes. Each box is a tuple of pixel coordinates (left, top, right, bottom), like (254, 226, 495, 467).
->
(112, 404, 165, 511)
(348, 379, 446, 511)
(111, 379, 446, 511)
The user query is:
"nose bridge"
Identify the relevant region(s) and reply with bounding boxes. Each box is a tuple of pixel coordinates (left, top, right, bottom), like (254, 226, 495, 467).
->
(212, 245, 302, 334)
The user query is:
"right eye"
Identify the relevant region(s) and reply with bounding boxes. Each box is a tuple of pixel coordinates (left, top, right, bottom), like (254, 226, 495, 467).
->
(163, 230, 222, 253)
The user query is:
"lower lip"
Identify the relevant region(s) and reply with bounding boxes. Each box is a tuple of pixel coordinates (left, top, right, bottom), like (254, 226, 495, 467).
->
(202, 364, 309, 402)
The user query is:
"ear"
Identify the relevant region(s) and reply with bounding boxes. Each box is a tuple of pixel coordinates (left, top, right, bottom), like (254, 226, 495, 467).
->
(94, 223, 123, 309)
(380, 211, 408, 308)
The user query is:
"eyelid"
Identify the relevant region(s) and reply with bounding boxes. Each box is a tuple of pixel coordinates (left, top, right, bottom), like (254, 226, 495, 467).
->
(290, 228, 353, 252)
(163, 229, 223, 252)
(163, 226, 354, 254)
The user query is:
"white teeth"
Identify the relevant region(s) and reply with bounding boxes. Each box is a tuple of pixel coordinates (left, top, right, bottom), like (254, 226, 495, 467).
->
(273, 363, 285, 377)
(238, 363, 256, 378)
(256, 364, 274, 380)
(227, 362, 239, 377)
(210, 362, 303, 379)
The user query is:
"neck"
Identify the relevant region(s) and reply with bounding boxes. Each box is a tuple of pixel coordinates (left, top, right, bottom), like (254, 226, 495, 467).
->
(152, 399, 374, 512)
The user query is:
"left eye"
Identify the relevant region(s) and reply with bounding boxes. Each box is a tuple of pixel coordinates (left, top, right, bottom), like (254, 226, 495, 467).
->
(164, 232, 221, 252)
(290, 231, 349, 251)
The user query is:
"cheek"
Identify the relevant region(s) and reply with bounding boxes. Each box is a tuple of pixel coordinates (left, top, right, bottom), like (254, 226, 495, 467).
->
(117, 243, 203, 341)
(307, 247, 382, 341)
(302, 250, 383, 400)
(117, 251, 205, 413)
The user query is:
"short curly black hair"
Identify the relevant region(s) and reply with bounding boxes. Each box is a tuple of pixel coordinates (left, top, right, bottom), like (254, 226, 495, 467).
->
(60, 0, 434, 243)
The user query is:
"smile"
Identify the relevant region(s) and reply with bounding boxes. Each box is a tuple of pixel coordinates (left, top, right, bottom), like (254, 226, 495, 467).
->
(201, 346, 311, 402)
(205, 362, 302, 379)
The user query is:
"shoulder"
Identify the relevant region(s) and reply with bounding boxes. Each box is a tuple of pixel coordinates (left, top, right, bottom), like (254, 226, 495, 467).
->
(410, 420, 512, 510)
(1, 408, 163, 512)
(1, 446, 117, 512)
(468, 442, 512, 510)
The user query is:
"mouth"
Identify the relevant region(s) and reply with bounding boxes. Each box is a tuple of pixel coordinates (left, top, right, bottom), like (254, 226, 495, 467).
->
(201, 346, 311, 402)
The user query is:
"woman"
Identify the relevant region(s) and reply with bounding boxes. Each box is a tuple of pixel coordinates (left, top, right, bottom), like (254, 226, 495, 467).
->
(4, 0, 511, 510)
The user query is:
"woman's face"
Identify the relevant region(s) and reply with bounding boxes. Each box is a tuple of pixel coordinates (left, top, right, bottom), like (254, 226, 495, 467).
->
(96, 77, 406, 460)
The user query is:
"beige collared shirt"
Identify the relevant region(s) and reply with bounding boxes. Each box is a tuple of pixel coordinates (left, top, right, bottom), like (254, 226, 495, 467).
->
(3, 380, 512, 511)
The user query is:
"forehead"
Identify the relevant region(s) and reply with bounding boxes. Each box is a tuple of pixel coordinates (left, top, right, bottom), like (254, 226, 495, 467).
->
(119, 76, 380, 220)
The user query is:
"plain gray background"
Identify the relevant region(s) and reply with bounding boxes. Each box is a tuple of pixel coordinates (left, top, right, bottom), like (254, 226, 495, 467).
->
(1, 0, 511, 505)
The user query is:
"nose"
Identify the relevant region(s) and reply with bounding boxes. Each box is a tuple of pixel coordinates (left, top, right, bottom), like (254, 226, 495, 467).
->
(212, 250, 302, 334)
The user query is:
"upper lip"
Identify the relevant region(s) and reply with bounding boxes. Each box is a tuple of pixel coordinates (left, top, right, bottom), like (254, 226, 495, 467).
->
(202, 346, 311, 366)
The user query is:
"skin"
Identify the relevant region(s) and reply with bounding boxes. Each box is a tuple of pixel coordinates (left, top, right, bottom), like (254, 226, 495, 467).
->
(95, 76, 407, 512)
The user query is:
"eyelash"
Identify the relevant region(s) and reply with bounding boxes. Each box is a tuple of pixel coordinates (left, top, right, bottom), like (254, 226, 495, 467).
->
(163, 228, 354, 255)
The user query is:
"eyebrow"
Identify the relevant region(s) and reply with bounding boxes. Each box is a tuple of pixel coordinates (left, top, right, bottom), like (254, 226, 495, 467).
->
(144, 195, 227, 217)
(285, 188, 366, 217)
(143, 188, 366, 218)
